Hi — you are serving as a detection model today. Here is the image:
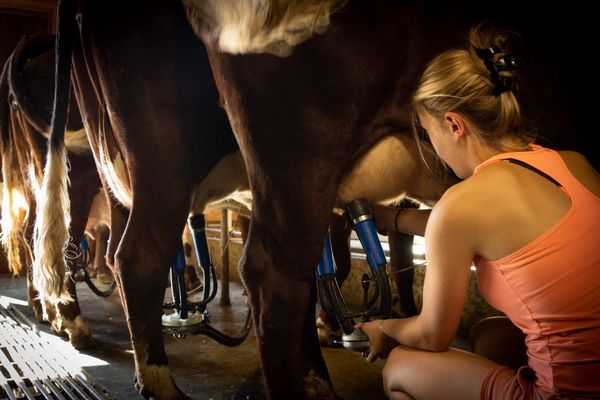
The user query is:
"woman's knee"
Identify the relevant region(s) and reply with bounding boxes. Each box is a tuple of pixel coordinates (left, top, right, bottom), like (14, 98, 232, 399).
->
(382, 347, 415, 399)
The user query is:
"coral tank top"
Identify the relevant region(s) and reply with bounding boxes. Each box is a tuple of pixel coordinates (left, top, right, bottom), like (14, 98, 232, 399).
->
(473, 145, 600, 398)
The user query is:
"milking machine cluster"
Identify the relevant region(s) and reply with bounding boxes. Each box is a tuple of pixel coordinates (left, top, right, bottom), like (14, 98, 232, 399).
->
(316, 199, 392, 353)
(161, 214, 252, 346)
(162, 199, 389, 351)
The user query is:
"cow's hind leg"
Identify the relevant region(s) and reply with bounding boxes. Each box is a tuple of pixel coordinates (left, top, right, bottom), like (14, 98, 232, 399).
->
(54, 161, 99, 349)
(92, 223, 113, 285)
(31, 254, 94, 349)
(53, 280, 95, 349)
(388, 199, 420, 318)
(240, 201, 336, 399)
(388, 230, 418, 317)
(26, 266, 45, 322)
(25, 251, 63, 334)
(114, 202, 189, 400)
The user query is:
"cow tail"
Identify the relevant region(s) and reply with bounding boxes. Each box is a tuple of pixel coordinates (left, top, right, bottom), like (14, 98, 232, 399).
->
(0, 57, 24, 276)
(0, 146, 26, 277)
(32, 0, 79, 303)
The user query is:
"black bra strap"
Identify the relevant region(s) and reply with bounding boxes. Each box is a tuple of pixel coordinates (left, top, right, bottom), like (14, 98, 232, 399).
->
(504, 158, 562, 187)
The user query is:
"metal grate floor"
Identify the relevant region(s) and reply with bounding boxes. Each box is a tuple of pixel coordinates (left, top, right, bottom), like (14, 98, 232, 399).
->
(0, 301, 113, 400)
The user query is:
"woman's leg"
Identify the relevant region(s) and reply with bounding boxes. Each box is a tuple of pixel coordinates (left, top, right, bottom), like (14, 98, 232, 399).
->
(383, 345, 498, 400)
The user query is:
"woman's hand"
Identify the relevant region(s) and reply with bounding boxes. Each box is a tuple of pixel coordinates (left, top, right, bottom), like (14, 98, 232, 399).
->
(356, 319, 399, 363)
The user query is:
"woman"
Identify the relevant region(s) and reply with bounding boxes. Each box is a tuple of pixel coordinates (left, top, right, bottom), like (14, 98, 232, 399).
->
(358, 24, 600, 399)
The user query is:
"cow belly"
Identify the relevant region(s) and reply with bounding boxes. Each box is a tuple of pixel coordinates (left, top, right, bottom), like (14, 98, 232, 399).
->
(336, 134, 447, 207)
(189, 151, 251, 215)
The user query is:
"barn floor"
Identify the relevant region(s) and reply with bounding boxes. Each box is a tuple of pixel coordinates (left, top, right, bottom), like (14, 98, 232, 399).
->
(0, 275, 388, 400)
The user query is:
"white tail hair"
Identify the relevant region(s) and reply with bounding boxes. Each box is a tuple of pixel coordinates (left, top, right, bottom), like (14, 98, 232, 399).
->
(183, 0, 347, 56)
(32, 146, 73, 303)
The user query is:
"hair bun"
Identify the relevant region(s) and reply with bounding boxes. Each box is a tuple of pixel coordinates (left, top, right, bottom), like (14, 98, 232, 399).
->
(475, 46, 524, 96)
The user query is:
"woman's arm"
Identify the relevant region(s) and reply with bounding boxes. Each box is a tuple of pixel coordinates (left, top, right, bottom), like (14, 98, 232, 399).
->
(360, 196, 475, 361)
(370, 204, 432, 237)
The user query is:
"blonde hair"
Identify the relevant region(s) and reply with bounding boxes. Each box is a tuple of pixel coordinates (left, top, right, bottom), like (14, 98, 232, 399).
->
(412, 22, 534, 154)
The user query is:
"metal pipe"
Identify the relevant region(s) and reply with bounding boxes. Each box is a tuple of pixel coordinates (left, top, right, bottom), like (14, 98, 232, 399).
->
(220, 209, 230, 306)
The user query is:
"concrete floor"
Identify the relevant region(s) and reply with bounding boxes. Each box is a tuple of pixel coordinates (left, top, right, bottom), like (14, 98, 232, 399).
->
(0, 275, 387, 400)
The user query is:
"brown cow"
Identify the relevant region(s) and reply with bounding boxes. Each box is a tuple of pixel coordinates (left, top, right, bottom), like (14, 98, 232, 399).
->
(31, 1, 434, 399)
(33, 2, 250, 399)
(0, 33, 106, 348)
(184, 1, 596, 398)
(35, 1, 450, 399)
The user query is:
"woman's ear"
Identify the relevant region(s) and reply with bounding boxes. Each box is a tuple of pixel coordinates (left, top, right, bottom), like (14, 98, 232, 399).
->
(443, 112, 467, 141)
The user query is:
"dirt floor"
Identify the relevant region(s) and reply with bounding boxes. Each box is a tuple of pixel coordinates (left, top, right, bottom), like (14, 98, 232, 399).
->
(0, 275, 389, 400)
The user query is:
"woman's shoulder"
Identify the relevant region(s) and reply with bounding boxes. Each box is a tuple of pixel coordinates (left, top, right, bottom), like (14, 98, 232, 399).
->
(432, 164, 523, 229)
(431, 162, 547, 258)
(431, 176, 495, 225)
(440, 163, 516, 206)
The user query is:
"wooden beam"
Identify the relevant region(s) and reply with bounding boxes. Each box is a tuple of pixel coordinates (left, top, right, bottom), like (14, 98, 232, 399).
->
(0, 0, 56, 12)
(0, 0, 56, 33)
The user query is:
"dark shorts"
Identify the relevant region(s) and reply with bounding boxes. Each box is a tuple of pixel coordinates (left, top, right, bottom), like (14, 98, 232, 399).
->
(480, 365, 561, 400)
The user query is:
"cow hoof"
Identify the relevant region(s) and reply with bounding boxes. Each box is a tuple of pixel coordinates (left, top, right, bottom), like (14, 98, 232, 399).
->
(316, 317, 342, 348)
(86, 268, 98, 278)
(69, 330, 98, 349)
(135, 365, 185, 400)
(304, 369, 337, 399)
(97, 270, 114, 285)
(184, 264, 201, 292)
(58, 316, 96, 349)
(139, 389, 188, 400)
(29, 300, 45, 322)
(50, 320, 69, 337)
(139, 389, 189, 400)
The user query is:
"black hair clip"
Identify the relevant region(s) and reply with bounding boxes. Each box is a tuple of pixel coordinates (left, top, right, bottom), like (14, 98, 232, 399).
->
(475, 46, 524, 96)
